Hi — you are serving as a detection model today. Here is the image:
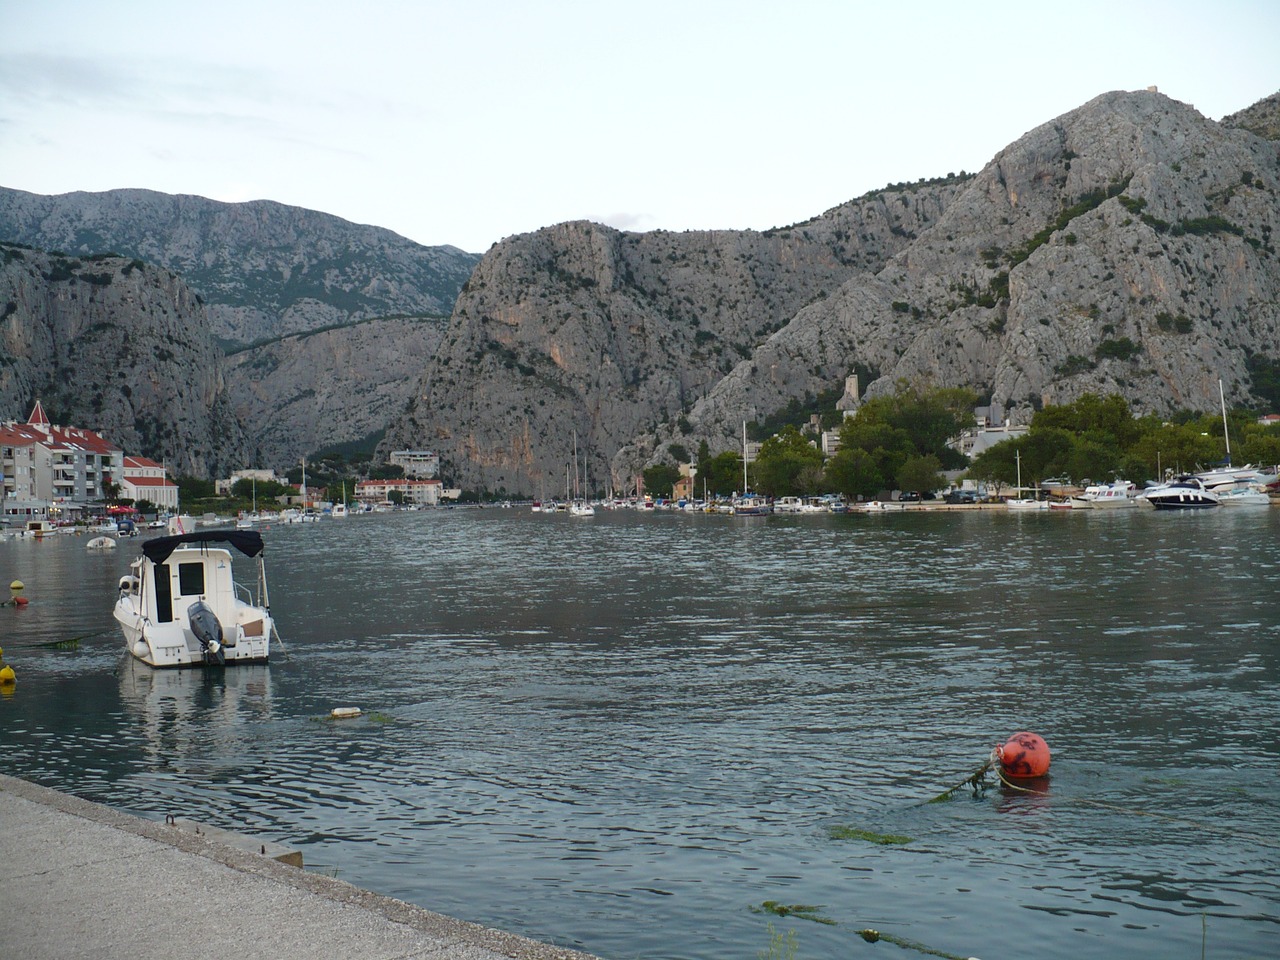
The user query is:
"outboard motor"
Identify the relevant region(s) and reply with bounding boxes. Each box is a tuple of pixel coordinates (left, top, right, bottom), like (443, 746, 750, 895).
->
(187, 600, 226, 665)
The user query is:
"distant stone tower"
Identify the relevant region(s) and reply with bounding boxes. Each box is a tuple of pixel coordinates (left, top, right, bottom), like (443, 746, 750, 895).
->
(836, 374, 860, 417)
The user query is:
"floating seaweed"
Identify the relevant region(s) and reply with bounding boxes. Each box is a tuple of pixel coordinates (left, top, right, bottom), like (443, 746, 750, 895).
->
(752, 901, 837, 925)
(826, 826, 912, 845)
(856, 928, 970, 960)
(925, 759, 993, 803)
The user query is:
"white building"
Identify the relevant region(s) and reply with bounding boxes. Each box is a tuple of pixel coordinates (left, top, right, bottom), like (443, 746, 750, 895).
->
(389, 450, 439, 478)
(122, 456, 179, 512)
(1, 400, 123, 504)
(355, 477, 443, 505)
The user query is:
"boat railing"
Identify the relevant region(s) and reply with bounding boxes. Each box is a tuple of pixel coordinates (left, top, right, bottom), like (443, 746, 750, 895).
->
(233, 579, 255, 607)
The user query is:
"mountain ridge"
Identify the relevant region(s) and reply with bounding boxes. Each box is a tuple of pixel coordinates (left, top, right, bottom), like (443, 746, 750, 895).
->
(2, 88, 1277, 489)
(383, 88, 1280, 495)
(0, 186, 480, 346)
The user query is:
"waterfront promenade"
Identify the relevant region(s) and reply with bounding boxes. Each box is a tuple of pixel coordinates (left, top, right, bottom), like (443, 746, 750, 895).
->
(0, 774, 600, 960)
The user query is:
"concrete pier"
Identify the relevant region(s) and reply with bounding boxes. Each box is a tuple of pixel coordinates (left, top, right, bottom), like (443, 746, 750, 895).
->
(1, 773, 601, 960)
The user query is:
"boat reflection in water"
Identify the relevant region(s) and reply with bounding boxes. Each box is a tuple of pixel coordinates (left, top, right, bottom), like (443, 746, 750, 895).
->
(117, 656, 273, 764)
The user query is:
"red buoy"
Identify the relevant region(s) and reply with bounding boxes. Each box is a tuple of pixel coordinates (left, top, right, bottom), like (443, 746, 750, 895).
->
(997, 731, 1051, 778)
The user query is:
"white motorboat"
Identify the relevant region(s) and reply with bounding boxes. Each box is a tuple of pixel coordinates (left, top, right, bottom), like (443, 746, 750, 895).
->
(569, 498, 596, 517)
(114, 531, 277, 668)
(332, 482, 349, 518)
(1077, 480, 1138, 507)
(1216, 486, 1272, 507)
(1136, 476, 1220, 510)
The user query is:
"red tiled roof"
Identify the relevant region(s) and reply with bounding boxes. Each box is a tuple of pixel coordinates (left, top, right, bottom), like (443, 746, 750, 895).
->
(123, 476, 177, 488)
(27, 399, 50, 427)
(124, 456, 164, 468)
(0, 424, 43, 446)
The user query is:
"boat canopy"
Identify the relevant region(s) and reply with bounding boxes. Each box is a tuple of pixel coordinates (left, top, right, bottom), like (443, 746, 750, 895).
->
(142, 531, 265, 565)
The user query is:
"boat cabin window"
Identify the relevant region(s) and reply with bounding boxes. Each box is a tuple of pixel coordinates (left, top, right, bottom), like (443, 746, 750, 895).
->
(178, 562, 206, 597)
(155, 565, 173, 623)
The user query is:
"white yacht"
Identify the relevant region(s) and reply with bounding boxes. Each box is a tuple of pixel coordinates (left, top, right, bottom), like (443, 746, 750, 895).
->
(1136, 476, 1220, 510)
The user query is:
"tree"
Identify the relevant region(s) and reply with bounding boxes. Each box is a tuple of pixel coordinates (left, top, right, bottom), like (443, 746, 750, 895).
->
(751, 425, 823, 496)
(176, 475, 215, 503)
(697, 449, 742, 498)
(897, 454, 944, 496)
(1032, 393, 1143, 449)
(1238, 428, 1280, 466)
(823, 447, 882, 499)
(833, 383, 977, 487)
(876, 384, 978, 467)
(969, 440, 1022, 491)
(642, 463, 681, 498)
(231, 478, 291, 501)
(368, 463, 406, 481)
(1129, 420, 1226, 477)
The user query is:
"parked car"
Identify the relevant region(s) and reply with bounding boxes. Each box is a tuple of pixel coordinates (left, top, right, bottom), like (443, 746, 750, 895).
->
(944, 489, 979, 504)
(899, 491, 922, 502)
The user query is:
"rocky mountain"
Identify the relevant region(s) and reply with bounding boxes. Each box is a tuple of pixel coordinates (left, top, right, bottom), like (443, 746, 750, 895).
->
(379, 180, 967, 495)
(1, 244, 248, 476)
(0, 187, 480, 346)
(1223, 91, 1280, 140)
(381, 88, 1280, 495)
(222, 314, 450, 469)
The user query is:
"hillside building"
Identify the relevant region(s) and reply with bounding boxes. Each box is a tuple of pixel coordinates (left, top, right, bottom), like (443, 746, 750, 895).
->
(389, 450, 439, 478)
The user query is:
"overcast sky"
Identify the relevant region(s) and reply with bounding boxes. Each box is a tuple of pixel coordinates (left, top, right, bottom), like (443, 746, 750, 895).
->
(2, 1, 1277, 253)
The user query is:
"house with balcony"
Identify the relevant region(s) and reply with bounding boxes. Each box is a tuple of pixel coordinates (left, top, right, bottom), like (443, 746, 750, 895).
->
(2, 400, 125, 521)
(355, 477, 443, 506)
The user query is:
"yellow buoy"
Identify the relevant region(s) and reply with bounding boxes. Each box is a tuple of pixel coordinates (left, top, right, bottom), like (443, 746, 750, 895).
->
(0, 664, 15, 684)
(9, 580, 23, 591)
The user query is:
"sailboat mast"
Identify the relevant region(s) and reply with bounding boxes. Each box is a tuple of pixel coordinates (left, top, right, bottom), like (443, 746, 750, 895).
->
(742, 421, 748, 493)
(1219, 378, 1232, 465)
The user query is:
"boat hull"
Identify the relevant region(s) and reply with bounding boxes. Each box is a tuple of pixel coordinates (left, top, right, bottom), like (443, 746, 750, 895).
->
(115, 598, 272, 668)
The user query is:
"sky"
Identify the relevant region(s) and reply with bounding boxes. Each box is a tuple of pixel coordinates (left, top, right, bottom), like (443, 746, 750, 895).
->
(2, 1, 1278, 253)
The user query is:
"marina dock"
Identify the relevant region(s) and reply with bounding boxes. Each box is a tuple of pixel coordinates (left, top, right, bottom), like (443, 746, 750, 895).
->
(0, 774, 600, 960)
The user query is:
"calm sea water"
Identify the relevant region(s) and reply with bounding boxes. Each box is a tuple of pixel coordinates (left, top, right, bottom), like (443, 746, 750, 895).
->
(2, 507, 1278, 960)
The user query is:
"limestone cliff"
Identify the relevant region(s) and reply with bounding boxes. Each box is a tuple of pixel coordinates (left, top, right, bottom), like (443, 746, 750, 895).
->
(384, 88, 1280, 494)
(380, 180, 965, 495)
(0, 245, 248, 476)
(223, 315, 449, 468)
(631, 88, 1280, 482)
(0, 187, 480, 346)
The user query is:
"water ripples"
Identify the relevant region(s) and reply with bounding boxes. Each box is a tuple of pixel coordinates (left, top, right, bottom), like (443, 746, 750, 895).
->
(3, 508, 1278, 958)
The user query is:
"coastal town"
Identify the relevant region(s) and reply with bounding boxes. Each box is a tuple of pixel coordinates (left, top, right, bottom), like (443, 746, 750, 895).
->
(0, 400, 462, 536)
